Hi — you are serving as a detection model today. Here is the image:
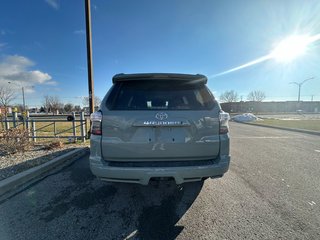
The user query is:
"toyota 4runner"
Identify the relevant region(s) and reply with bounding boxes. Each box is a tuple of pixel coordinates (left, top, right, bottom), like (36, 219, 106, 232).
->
(89, 73, 230, 185)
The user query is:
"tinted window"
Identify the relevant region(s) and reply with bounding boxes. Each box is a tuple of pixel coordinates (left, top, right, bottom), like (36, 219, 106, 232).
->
(106, 80, 215, 110)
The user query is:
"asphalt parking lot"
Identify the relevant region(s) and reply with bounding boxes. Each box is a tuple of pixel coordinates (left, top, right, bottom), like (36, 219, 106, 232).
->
(0, 122, 319, 240)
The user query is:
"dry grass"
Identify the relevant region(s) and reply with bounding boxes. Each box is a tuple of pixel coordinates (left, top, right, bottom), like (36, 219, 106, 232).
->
(43, 140, 64, 150)
(250, 119, 320, 131)
(0, 118, 90, 143)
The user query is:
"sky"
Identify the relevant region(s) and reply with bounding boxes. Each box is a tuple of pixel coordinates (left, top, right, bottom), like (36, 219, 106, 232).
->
(0, 0, 320, 108)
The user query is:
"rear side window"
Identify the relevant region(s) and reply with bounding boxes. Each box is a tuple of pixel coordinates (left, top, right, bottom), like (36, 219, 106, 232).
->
(106, 80, 215, 110)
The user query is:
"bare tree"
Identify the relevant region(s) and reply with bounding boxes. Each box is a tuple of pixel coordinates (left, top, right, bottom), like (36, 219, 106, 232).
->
(247, 90, 266, 102)
(43, 95, 63, 114)
(219, 90, 239, 103)
(0, 86, 16, 116)
(51, 97, 63, 114)
(43, 95, 51, 113)
(82, 96, 102, 108)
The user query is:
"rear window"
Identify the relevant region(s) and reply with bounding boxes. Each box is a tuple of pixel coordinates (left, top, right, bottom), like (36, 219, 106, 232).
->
(106, 80, 215, 110)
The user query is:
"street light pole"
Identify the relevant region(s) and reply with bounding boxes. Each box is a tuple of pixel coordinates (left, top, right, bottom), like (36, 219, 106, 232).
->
(290, 77, 314, 103)
(22, 86, 25, 111)
(8, 82, 26, 112)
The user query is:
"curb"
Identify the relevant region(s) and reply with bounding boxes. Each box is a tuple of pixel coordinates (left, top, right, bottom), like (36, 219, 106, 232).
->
(0, 147, 89, 197)
(233, 121, 320, 136)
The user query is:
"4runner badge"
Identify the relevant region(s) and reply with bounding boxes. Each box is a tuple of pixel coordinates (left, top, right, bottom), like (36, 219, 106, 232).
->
(155, 112, 168, 120)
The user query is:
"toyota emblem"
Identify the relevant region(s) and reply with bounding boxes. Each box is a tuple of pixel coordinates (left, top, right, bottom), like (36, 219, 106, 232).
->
(155, 112, 168, 120)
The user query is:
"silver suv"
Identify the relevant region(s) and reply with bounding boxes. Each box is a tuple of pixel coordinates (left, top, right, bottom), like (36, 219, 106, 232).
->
(89, 73, 230, 185)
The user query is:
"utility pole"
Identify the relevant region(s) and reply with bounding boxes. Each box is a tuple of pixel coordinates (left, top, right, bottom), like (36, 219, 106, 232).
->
(311, 95, 314, 102)
(85, 0, 95, 114)
(290, 77, 314, 103)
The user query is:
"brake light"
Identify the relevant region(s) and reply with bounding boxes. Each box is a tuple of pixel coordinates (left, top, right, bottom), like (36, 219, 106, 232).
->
(219, 111, 230, 134)
(90, 111, 102, 135)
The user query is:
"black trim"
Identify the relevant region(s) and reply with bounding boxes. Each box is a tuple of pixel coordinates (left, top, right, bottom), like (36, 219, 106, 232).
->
(106, 159, 217, 168)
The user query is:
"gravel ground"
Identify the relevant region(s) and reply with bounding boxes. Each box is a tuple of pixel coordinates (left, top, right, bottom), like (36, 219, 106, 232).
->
(0, 143, 88, 181)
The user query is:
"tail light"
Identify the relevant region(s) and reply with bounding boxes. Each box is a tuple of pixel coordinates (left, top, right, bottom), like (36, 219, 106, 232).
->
(219, 111, 230, 134)
(90, 111, 102, 135)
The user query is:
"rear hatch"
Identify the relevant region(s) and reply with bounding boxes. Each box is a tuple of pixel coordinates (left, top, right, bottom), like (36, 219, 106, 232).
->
(100, 75, 221, 162)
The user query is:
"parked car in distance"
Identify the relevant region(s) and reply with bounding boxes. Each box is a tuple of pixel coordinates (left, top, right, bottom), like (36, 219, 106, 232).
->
(89, 73, 230, 185)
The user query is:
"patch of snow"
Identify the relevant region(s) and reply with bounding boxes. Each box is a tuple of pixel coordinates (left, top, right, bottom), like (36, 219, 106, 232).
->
(231, 113, 262, 123)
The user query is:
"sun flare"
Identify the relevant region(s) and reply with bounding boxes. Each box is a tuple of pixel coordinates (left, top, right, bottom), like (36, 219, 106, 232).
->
(211, 33, 320, 78)
(270, 35, 312, 62)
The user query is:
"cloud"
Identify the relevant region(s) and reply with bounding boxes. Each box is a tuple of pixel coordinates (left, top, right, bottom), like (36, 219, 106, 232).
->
(1, 30, 5, 35)
(74, 29, 85, 35)
(0, 55, 55, 88)
(5, 70, 51, 84)
(0, 42, 7, 49)
(44, 80, 58, 85)
(24, 87, 36, 94)
(45, 0, 59, 10)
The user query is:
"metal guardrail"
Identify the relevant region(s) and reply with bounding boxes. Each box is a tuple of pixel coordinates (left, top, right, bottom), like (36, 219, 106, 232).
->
(1, 112, 88, 142)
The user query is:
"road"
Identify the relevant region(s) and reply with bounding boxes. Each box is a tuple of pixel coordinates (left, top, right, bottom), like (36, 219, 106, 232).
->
(0, 122, 319, 240)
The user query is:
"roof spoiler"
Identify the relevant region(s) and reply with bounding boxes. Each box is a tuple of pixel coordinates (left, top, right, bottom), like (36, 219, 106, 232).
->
(112, 73, 208, 84)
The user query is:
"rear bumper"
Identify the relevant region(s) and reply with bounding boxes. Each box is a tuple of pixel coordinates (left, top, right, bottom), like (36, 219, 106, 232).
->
(89, 155, 230, 185)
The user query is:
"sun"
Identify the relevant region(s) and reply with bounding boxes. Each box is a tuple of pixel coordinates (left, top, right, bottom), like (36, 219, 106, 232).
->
(211, 33, 320, 78)
(270, 35, 312, 62)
